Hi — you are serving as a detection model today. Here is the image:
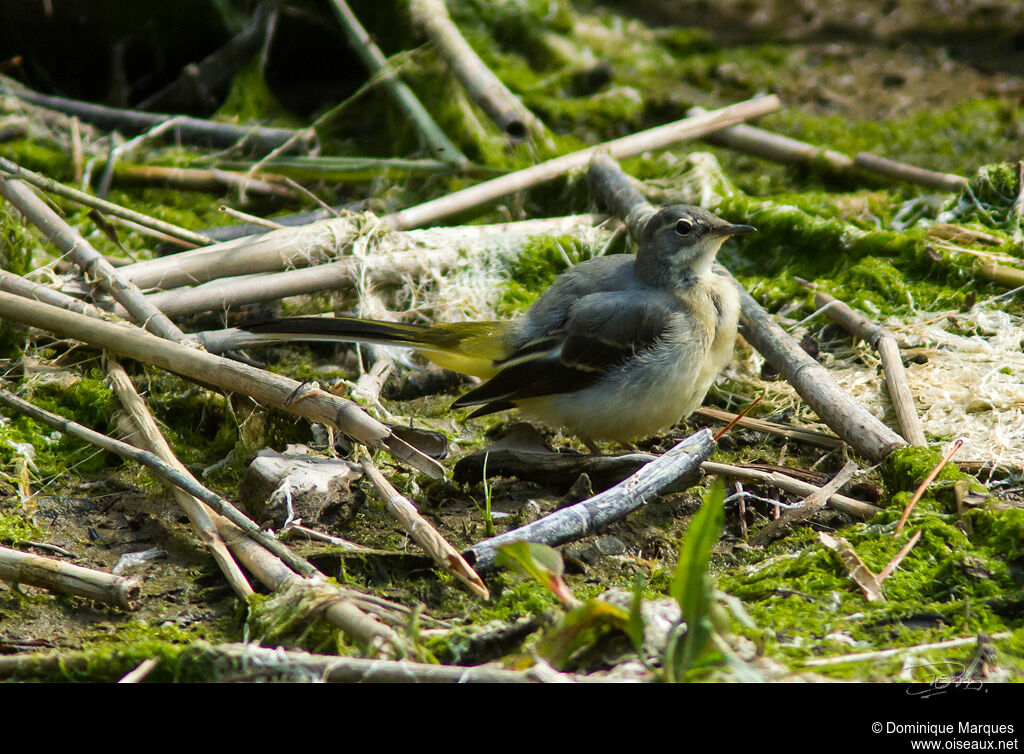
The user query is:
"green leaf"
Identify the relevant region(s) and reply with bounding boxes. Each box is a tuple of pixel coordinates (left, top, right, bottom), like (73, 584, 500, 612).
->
(495, 541, 577, 605)
(666, 482, 726, 681)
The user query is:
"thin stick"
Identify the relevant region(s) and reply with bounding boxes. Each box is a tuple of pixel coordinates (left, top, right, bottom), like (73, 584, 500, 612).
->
(818, 531, 885, 602)
(219, 205, 284, 229)
(750, 461, 859, 546)
(327, 0, 468, 165)
(0, 175, 189, 343)
(147, 252, 460, 322)
(111, 164, 300, 200)
(118, 213, 369, 290)
(802, 632, 1011, 668)
(0, 156, 214, 246)
(700, 461, 878, 519)
(117, 658, 160, 683)
(694, 406, 842, 449)
(712, 395, 762, 441)
(0, 388, 321, 579)
(383, 95, 780, 230)
(585, 153, 905, 462)
(0, 544, 140, 608)
(813, 289, 927, 446)
(895, 440, 963, 534)
(219, 155, 489, 180)
(467, 428, 715, 572)
(692, 109, 854, 173)
(2, 82, 315, 153)
(0, 267, 106, 318)
(360, 458, 489, 598)
(854, 152, 968, 193)
(409, 0, 547, 143)
(107, 355, 254, 599)
(878, 529, 922, 582)
(0, 291, 443, 479)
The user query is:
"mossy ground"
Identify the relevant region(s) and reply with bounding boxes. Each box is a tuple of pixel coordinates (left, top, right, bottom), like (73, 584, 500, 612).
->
(2, 0, 1023, 681)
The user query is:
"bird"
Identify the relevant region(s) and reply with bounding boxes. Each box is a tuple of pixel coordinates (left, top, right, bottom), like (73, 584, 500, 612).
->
(239, 205, 754, 451)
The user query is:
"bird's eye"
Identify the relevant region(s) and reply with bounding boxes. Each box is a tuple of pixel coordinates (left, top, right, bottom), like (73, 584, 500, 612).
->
(675, 219, 694, 236)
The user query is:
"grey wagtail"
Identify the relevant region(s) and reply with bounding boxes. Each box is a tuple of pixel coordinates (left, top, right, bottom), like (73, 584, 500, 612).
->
(240, 205, 754, 450)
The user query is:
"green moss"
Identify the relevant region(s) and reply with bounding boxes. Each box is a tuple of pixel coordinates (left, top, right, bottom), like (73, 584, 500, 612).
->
(942, 162, 1023, 233)
(214, 59, 302, 127)
(882, 446, 967, 496)
(0, 511, 40, 543)
(497, 233, 595, 315)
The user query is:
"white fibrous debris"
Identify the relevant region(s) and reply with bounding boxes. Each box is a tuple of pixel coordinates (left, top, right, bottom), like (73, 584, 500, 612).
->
(726, 305, 1024, 467)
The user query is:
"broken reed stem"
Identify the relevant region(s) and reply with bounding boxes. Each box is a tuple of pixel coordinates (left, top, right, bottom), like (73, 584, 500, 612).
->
(974, 259, 1024, 288)
(326, 0, 467, 165)
(0, 291, 442, 478)
(895, 439, 963, 534)
(468, 429, 715, 572)
(692, 109, 854, 173)
(409, 0, 547, 143)
(0, 544, 141, 608)
(749, 461, 859, 546)
(700, 461, 878, 519)
(0, 175, 189, 343)
(360, 458, 489, 599)
(0, 156, 214, 246)
(693, 406, 842, 449)
(212, 518, 410, 658)
(207, 643, 548, 681)
(383, 94, 779, 231)
(111, 164, 300, 199)
(585, 152, 905, 462)
(0, 388, 321, 580)
(1, 82, 315, 153)
(0, 267, 105, 318)
(818, 531, 885, 602)
(106, 355, 254, 599)
(117, 213, 368, 290)
(813, 290, 927, 446)
(853, 152, 968, 193)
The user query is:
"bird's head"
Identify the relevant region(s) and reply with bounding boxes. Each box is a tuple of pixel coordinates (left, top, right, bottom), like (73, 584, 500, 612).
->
(635, 205, 754, 289)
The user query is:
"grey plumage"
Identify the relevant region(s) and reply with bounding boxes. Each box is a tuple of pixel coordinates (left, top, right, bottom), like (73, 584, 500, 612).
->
(239, 205, 754, 446)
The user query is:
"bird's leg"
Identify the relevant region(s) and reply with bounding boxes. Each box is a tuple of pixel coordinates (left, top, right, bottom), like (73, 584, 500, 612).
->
(618, 442, 639, 453)
(583, 438, 602, 456)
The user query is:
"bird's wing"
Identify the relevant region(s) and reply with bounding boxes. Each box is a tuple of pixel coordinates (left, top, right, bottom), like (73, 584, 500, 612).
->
(452, 291, 677, 411)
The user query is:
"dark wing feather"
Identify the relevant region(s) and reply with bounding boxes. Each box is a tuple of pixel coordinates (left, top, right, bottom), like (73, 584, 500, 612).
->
(452, 292, 674, 410)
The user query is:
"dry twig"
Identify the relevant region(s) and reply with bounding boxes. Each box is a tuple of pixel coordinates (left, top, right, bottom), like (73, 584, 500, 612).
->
(360, 458, 489, 598)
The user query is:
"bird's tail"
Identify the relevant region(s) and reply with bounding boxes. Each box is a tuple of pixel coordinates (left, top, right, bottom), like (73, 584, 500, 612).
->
(240, 316, 512, 378)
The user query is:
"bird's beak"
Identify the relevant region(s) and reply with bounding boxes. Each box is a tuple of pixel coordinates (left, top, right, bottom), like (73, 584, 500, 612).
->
(715, 223, 756, 237)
